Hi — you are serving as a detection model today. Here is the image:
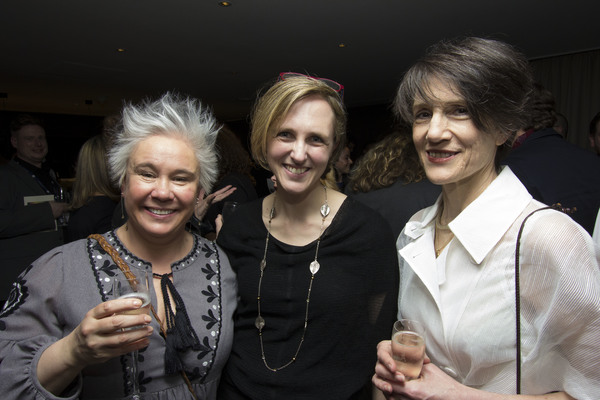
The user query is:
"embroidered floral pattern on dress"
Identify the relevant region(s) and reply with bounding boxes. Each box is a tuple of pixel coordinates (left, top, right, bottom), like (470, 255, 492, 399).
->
(0, 265, 33, 322)
(87, 232, 225, 394)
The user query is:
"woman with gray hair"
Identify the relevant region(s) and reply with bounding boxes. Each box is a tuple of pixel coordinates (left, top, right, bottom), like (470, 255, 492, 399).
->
(0, 93, 237, 399)
(373, 37, 600, 399)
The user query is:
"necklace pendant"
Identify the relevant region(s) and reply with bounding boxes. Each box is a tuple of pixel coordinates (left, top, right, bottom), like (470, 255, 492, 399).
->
(255, 316, 265, 330)
(320, 203, 330, 219)
(260, 259, 267, 271)
(309, 260, 320, 275)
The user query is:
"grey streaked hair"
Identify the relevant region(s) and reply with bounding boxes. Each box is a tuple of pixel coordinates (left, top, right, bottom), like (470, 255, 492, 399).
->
(394, 36, 534, 164)
(108, 92, 220, 193)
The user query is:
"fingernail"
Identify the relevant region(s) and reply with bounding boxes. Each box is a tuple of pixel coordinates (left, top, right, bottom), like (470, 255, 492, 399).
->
(132, 299, 142, 307)
(144, 315, 152, 323)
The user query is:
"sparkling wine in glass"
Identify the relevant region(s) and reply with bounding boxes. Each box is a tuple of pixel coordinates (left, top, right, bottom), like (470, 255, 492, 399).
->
(113, 270, 151, 400)
(391, 319, 426, 380)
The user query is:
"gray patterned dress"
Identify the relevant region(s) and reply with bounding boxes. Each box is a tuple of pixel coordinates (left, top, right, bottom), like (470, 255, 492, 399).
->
(0, 231, 237, 400)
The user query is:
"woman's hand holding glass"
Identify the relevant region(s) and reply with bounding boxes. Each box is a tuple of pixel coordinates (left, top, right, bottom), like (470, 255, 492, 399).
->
(373, 339, 476, 400)
(69, 295, 153, 366)
(373, 350, 472, 400)
(37, 296, 153, 396)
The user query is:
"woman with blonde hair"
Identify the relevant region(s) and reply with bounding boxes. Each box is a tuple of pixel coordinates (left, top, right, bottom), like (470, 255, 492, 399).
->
(217, 73, 398, 398)
(65, 134, 120, 242)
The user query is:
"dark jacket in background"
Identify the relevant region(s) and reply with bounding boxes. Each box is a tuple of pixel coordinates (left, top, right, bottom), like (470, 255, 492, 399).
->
(502, 128, 600, 235)
(347, 179, 441, 239)
(0, 160, 63, 299)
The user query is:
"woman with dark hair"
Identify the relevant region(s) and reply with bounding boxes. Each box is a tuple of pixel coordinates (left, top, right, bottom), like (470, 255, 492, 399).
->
(373, 37, 600, 399)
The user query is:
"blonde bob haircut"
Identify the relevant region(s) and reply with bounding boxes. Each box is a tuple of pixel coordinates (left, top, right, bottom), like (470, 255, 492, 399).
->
(71, 135, 119, 210)
(108, 92, 220, 193)
(250, 75, 347, 172)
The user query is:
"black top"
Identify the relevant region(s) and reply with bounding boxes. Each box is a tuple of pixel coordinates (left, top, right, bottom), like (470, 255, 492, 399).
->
(13, 157, 62, 197)
(217, 197, 399, 399)
(347, 179, 441, 239)
(65, 195, 117, 242)
(203, 172, 258, 232)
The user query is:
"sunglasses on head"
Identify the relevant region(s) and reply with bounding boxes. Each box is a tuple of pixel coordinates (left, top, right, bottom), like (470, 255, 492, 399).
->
(278, 72, 344, 99)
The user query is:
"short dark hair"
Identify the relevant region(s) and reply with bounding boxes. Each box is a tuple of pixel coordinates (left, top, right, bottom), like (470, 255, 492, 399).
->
(10, 114, 44, 136)
(394, 36, 534, 164)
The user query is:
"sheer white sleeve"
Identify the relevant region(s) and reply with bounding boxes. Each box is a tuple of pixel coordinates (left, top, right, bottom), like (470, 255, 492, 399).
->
(519, 209, 600, 399)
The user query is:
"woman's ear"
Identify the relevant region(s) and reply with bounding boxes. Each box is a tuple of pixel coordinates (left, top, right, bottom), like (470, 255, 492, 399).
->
(495, 130, 512, 147)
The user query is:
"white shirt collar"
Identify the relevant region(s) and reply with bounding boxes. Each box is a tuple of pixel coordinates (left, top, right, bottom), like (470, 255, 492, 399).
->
(403, 167, 532, 264)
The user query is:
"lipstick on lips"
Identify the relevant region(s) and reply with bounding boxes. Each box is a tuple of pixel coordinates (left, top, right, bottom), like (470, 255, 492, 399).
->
(427, 150, 456, 163)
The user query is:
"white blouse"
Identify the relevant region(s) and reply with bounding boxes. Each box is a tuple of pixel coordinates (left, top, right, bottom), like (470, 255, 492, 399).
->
(397, 167, 600, 399)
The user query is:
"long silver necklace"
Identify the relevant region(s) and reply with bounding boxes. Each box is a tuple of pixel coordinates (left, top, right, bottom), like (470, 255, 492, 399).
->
(255, 185, 330, 371)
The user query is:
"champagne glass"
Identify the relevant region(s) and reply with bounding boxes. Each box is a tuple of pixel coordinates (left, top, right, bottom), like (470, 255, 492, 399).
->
(221, 201, 239, 222)
(113, 270, 151, 400)
(391, 319, 426, 380)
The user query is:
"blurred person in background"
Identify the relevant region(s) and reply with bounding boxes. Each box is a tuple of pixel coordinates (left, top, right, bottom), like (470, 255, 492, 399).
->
(0, 114, 67, 304)
(65, 134, 120, 242)
(346, 129, 440, 239)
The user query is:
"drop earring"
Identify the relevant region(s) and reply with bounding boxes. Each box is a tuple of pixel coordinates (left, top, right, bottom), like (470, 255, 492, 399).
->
(120, 194, 125, 219)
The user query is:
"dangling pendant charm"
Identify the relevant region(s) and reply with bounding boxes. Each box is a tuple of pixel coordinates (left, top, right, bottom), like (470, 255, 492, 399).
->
(309, 260, 320, 275)
(255, 316, 265, 330)
(260, 259, 267, 271)
(320, 203, 330, 219)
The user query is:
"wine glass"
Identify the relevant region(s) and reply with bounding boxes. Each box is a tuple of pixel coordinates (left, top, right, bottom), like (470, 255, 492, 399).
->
(391, 319, 426, 380)
(221, 201, 239, 222)
(113, 270, 151, 400)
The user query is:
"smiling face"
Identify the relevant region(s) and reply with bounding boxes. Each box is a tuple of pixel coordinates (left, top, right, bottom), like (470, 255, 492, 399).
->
(412, 80, 506, 197)
(266, 95, 336, 199)
(122, 135, 200, 242)
(11, 124, 48, 167)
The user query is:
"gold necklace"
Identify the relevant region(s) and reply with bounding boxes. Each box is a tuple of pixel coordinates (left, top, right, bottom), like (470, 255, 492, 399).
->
(434, 213, 454, 257)
(255, 185, 330, 371)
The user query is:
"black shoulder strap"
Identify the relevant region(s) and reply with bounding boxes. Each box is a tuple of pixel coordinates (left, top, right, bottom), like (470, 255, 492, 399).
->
(514, 204, 570, 393)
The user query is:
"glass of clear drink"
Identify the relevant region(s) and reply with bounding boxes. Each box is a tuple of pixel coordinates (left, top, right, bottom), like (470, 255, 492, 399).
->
(391, 319, 426, 380)
(113, 270, 151, 400)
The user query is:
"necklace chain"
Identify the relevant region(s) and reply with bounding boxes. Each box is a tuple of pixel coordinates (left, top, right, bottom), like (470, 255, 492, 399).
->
(255, 185, 330, 371)
(435, 209, 454, 257)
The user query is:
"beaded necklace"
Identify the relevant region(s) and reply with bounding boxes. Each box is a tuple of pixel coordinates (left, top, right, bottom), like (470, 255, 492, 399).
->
(255, 185, 330, 371)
